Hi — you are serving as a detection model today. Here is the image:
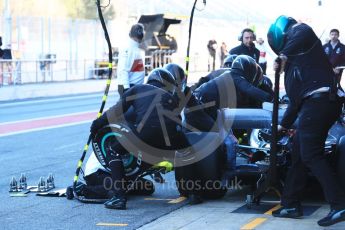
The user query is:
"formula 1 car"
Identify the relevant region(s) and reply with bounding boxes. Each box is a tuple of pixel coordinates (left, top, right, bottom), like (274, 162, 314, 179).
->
(218, 103, 345, 207)
(68, 103, 345, 206)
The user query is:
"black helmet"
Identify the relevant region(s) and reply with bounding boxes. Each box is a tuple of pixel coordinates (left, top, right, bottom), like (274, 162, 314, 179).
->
(147, 68, 177, 93)
(260, 76, 273, 89)
(164, 63, 186, 91)
(223, 54, 238, 68)
(231, 55, 262, 86)
(129, 23, 145, 42)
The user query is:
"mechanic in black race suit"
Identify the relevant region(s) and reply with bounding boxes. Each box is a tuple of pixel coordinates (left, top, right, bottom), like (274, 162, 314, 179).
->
(230, 28, 260, 63)
(193, 54, 273, 108)
(90, 68, 187, 210)
(164, 63, 215, 133)
(193, 54, 238, 89)
(194, 55, 273, 120)
(193, 55, 273, 170)
(267, 15, 345, 227)
(164, 63, 221, 204)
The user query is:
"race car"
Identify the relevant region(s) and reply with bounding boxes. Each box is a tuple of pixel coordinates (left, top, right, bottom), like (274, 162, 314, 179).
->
(218, 103, 345, 206)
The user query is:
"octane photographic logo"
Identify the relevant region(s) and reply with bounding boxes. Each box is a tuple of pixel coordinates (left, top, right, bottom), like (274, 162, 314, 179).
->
(105, 75, 237, 167)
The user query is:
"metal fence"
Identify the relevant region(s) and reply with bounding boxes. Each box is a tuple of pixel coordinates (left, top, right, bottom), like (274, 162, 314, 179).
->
(0, 50, 176, 86)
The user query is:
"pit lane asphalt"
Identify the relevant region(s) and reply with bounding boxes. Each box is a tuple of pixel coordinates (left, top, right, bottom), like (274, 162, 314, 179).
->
(0, 123, 188, 229)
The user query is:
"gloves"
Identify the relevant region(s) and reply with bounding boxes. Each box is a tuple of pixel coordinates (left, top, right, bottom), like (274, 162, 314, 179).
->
(90, 116, 108, 138)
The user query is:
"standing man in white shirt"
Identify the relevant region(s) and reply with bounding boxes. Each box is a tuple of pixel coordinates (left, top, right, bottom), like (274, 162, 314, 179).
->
(117, 23, 146, 96)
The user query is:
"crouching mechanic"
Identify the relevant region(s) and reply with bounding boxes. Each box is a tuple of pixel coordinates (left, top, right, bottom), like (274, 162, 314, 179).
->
(193, 55, 273, 170)
(90, 68, 188, 210)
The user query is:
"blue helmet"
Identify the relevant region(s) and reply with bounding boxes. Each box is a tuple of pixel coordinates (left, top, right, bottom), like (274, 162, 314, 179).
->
(267, 15, 297, 54)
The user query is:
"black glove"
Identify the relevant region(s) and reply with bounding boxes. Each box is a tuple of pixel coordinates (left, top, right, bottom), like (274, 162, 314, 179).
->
(90, 116, 108, 138)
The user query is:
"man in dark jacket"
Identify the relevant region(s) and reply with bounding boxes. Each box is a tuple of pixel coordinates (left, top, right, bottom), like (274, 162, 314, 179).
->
(268, 15, 345, 227)
(207, 39, 218, 71)
(323, 29, 345, 83)
(229, 28, 260, 63)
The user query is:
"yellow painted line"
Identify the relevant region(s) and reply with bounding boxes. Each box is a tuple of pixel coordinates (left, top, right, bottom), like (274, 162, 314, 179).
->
(144, 198, 173, 201)
(144, 196, 187, 204)
(240, 218, 267, 230)
(168, 196, 187, 204)
(96, 222, 128, 227)
(264, 204, 282, 215)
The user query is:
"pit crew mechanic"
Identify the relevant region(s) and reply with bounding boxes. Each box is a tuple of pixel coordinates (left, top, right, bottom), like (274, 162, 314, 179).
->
(193, 55, 273, 120)
(192, 55, 273, 169)
(90, 68, 187, 210)
(268, 15, 345, 227)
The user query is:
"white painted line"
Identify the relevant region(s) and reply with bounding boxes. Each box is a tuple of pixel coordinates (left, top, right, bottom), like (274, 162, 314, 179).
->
(0, 92, 117, 108)
(96, 222, 128, 227)
(0, 120, 91, 137)
(54, 142, 84, 151)
(0, 110, 98, 125)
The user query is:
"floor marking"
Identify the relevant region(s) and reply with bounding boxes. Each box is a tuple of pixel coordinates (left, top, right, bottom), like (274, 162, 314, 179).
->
(168, 196, 187, 204)
(264, 204, 282, 215)
(0, 110, 97, 125)
(0, 120, 91, 137)
(96, 223, 128, 227)
(0, 111, 97, 137)
(240, 217, 267, 230)
(144, 196, 187, 204)
(0, 92, 115, 108)
(54, 142, 83, 151)
(144, 198, 173, 201)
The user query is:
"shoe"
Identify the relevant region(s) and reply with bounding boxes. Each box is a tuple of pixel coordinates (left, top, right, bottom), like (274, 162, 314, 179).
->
(317, 209, 345, 227)
(189, 194, 203, 205)
(272, 206, 303, 218)
(104, 196, 127, 210)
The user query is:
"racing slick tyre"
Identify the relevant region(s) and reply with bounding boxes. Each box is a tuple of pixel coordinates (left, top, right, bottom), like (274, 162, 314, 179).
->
(174, 132, 228, 199)
(92, 124, 151, 178)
